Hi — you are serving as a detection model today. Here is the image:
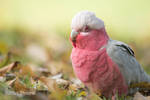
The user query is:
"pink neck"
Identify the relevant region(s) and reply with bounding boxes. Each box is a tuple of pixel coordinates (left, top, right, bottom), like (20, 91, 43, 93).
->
(75, 28, 109, 51)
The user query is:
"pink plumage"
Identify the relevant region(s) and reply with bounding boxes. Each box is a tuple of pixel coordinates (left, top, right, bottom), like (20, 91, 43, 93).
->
(71, 28, 127, 97)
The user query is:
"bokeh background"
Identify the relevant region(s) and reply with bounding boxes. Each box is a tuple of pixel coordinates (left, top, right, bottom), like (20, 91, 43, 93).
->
(0, 0, 150, 99)
(1, 0, 150, 66)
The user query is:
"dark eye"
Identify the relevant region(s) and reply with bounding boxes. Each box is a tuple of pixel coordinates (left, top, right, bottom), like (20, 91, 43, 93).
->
(83, 25, 90, 32)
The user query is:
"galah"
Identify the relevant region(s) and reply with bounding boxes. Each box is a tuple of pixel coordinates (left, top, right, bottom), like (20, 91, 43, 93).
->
(70, 11, 150, 98)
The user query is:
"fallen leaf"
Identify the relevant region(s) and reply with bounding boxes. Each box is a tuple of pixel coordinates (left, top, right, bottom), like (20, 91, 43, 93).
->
(51, 73, 63, 80)
(6, 78, 16, 86)
(39, 76, 55, 91)
(55, 78, 70, 89)
(133, 92, 146, 100)
(18, 65, 36, 78)
(69, 84, 79, 91)
(0, 61, 19, 76)
(146, 96, 150, 100)
(5, 73, 16, 81)
(78, 91, 87, 97)
(12, 77, 31, 93)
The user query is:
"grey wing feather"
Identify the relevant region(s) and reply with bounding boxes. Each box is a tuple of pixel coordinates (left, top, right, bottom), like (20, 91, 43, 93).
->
(106, 39, 150, 85)
(115, 44, 134, 57)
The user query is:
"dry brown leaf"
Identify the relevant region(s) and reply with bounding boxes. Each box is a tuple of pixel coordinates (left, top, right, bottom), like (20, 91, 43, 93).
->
(39, 76, 56, 91)
(55, 78, 70, 89)
(29, 64, 51, 77)
(5, 73, 16, 81)
(47, 61, 63, 75)
(13, 78, 31, 92)
(0, 61, 19, 76)
(51, 73, 63, 80)
(146, 96, 150, 100)
(6, 78, 17, 86)
(18, 65, 36, 78)
(133, 92, 146, 100)
(69, 84, 79, 91)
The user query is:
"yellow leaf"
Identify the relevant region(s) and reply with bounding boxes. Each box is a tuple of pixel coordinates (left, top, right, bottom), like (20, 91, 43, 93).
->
(78, 91, 87, 97)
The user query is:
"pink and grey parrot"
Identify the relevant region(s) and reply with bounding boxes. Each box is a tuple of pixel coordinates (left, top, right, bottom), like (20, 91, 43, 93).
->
(70, 11, 150, 98)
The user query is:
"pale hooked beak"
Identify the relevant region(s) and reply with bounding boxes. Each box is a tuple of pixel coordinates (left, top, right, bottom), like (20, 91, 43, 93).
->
(71, 30, 78, 41)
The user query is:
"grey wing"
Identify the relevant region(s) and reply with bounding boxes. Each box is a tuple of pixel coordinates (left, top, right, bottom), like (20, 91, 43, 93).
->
(106, 39, 150, 85)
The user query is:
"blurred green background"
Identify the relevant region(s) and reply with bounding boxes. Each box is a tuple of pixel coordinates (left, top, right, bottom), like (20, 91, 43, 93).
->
(0, 0, 150, 71)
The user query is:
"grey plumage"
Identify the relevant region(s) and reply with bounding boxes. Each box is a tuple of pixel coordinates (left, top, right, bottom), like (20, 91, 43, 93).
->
(106, 39, 150, 85)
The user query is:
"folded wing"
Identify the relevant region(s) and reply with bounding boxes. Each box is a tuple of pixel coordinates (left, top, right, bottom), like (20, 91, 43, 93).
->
(106, 39, 150, 85)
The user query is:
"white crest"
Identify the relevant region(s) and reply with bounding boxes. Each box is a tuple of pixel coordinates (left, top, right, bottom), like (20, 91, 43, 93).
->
(71, 11, 104, 31)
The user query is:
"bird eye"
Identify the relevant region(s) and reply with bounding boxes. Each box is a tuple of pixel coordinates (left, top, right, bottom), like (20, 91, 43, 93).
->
(82, 26, 89, 32)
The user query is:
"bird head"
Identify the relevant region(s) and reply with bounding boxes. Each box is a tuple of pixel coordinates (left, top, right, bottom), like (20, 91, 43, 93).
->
(70, 11, 109, 50)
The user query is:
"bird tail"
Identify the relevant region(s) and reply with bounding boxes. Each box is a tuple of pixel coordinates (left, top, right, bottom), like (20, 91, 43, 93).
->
(140, 70, 150, 83)
(128, 72, 150, 94)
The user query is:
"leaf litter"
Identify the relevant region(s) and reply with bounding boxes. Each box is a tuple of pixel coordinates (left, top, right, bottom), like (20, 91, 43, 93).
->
(0, 30, 150, 100)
